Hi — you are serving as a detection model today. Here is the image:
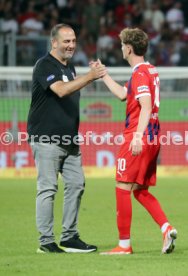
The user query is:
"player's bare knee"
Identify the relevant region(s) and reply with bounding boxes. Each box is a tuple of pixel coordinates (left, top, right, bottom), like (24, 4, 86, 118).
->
(116, 182, 133, 191)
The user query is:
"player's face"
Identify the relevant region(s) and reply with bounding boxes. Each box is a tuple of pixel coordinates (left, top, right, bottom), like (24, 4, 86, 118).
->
(53, 28, 76, 60)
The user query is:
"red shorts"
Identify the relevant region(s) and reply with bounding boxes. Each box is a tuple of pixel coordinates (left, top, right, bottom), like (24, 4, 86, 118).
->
(116, 133, 160, 186)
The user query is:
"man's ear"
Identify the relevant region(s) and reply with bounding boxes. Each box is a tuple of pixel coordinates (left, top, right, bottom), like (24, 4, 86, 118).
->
(52, 39, 57, 49)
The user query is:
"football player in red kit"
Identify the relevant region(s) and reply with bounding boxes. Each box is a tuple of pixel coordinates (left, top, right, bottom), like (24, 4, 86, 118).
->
(116, 61, 160, 186)
(96, 28, 177, 254)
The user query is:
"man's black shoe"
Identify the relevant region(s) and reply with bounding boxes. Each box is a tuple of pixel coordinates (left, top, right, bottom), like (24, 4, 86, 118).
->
(37, 242, 65, 253)
(60, 236, 97, 253)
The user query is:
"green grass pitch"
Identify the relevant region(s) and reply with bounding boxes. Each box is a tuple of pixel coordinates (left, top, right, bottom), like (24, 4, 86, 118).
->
(0, 177, 188, 276)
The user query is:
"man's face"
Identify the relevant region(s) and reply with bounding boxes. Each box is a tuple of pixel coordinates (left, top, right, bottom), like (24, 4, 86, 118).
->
(52, 28, 76, 60)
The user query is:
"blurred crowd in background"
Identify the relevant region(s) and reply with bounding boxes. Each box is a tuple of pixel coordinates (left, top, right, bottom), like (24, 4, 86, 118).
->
(0, 0, 188, 66)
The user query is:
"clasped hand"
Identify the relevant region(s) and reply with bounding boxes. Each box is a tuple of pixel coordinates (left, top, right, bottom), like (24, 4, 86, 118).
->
(89, 59, 107, 79)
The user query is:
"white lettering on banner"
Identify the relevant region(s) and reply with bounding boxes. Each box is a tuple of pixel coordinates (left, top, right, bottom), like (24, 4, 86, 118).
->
(0, 152, 7, 168)
(185, 131, 188, 145)
(14, 151, 28, 169)
(0, 151, 29, 168)
(96, 150, 115, 167)
(170, 131, 183, 143)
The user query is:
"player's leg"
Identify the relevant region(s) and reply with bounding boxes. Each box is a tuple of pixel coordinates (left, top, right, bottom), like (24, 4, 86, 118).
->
(133, 184, 168, 229)
(101, 138, 137, 255)
(133, 184, 177, 253)
(117, 182, 133, 248)
(134, 138, 177, 253)
(60, 146, 85, 242)
(101, 182, 133, 255)
(59, 147, 97, 253)
(31, 142, 64, 253)
(133, 138, 167, 226)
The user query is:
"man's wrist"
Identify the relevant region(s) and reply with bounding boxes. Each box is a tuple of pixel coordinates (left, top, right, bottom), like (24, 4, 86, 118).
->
(87, 71, 94, 82)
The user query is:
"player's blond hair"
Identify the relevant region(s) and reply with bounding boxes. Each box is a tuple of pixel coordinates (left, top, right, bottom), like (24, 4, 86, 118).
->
(119, 28, 148, 56)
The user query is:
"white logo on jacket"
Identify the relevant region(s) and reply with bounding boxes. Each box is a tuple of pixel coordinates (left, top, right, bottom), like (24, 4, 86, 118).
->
(62, 75, 69, 82)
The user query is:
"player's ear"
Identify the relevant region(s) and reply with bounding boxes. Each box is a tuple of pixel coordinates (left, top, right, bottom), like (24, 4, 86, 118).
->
(128, 45, 133, 55)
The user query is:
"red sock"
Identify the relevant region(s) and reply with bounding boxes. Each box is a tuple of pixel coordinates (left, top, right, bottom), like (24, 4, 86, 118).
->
(116, 187, 132, 239)
(133, 189, 168, 227)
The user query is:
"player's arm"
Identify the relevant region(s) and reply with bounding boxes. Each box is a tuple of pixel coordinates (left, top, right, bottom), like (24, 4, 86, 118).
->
(136, 95, 152, 135)
(50, 66, 106, 98)
(102, 74, 127, 101)
(90, 59, 127, 100)
(129, 95, 152, 156)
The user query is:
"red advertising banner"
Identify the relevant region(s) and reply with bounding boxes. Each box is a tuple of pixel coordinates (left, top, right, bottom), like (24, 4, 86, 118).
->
(0, 122, 188, 167)
(160, 122, 188, 165)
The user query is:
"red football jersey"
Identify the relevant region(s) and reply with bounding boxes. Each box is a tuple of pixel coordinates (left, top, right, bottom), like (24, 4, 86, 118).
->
(124, 62, 160, 141)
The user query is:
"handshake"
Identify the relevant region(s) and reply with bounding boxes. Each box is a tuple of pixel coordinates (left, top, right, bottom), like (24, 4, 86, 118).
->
(88, 59, 107, 81)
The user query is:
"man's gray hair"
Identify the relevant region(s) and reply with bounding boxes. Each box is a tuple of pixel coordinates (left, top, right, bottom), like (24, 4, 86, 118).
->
(50, 23, 73, 39)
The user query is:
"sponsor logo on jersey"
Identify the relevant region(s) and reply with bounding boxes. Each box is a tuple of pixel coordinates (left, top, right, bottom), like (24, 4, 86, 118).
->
(137, 85, 149, 93)
(148, 68, 158, 74)
(62, 75, 69, 82)
(117, 171, 123, 178)
(47, 74, 55, 81)
(138, 72, 144, 76)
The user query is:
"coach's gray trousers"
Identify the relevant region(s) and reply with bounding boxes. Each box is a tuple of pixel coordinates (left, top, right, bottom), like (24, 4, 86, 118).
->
(31, 142, 85, 245)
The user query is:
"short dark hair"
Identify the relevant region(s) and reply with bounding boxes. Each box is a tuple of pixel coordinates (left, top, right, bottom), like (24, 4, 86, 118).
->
(50, 23, 73, 40)
(119, 28, 148, 56)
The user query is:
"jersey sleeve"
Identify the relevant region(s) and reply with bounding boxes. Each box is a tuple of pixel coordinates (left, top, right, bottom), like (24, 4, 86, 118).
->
(132, 71, 151, 99)
(34, 60, 62, 90)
